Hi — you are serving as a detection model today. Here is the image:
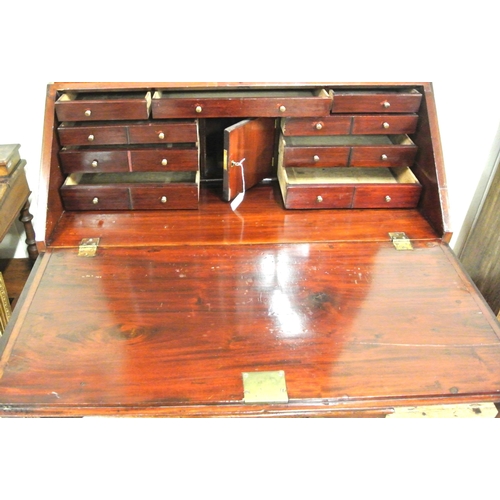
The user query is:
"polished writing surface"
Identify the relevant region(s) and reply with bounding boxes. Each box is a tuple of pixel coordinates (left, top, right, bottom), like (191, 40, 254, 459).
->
(1, 241, 499, 416)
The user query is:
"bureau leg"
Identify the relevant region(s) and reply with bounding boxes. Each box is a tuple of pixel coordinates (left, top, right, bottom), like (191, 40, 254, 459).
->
(19, 200, 38, 261)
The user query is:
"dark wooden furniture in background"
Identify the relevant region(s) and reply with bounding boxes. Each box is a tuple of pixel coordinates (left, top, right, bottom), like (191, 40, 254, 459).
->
(460, 157, 500, 317)
(0, 82, 499, 418)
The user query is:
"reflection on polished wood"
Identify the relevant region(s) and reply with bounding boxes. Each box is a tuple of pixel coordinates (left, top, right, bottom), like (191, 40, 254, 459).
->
(1, 239, 499, 416)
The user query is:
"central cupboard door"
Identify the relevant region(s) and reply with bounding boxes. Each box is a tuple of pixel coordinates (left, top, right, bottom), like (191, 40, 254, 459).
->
(222, 118, 277, 202)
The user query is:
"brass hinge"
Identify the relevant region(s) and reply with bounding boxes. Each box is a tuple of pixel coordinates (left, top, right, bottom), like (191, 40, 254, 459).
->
(389, 232, 413, 251)
(242, 370, 289, 404)
(387, 402, 498, 418)
(78, 238, 100, 257)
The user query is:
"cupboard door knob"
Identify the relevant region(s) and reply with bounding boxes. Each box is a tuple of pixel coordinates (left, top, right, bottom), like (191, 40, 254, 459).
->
(383, 122, 390, 129)
(161, 159, 168, 166)
(158, 132, 165, 140)
(382, 101, 391, 108)
(385, 195, 391, 202)
(315, 122, 323, 130)
(88, 134, 95, 142)
(92, 197, 99, 205)
(381, 154, 388, 161)
(91, 160, 98, 168)
(279, 105, 286, 112)
(313, 155, 320, 162)
(195, 105, 203, 113)
(317, 195, 323, 203)
(160, 196, 167, 204)
(84, 109, 92, 117)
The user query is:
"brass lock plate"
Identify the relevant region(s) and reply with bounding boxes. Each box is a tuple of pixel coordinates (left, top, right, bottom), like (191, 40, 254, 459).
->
(78, 238, 100, 257)
(389, 232, 413, 251)
(242, 370, 289, 404)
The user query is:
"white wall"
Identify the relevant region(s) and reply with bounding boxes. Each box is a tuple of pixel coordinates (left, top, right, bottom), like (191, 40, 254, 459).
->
(1, 2, 498, 255)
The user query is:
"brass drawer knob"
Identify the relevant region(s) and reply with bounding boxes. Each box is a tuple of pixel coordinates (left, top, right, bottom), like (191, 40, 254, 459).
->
(91, 160, 98, 168)
(279, 105, 286, 113)
(92, 197, 99, 205)
(383, 122, 390, 129)
(381, 154, 388, 161)
(385, 195, 392, 202)
(313, 155, 320, 162)
(160, 196, 167, 204)
(195, 105, 203, 113)
(161, 159, 168, 166)
(316, 195, 323, 203)
(84, 109, 92, 117)
(158, 132, 165, 140)
(315, 122, 323, 130)
(382, 101, 391, 108)
(88, 134, 95, 142)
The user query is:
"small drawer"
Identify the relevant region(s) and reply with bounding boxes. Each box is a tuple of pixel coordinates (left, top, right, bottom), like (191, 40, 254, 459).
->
(351, 115, 419, 135)
(283, 137, 350, 168)
(58, 122, 128, 146)
(55, 91, 151, 122)
(60, 184, 131, 211)
(128, 120, 198, 144)
(59, 147, 129, 174)
(350, 135, 417, 168)
(130, 184, 199, 210)
(129, 146, 199, 172)
(152, 89, 332, 118)
(331, 89, 422, 113)
(279, 166, 421, 209)
(282, 116, 351, 136)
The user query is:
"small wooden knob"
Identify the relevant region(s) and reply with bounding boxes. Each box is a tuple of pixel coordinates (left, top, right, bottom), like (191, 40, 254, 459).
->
(385, 195, 391, 202)
(161, 159, 168, 166)
(92, 197, 99, 205)
(84, 109, 92, 117)
(88, 134, 95, 142)
(381, 154, 388, 161)
(382, 101, 391, 108)
(195, 105, 203, 113)
(317, 195, 323, 203)
(160, 196, 167, 204)
(315, 123, 323, 130)
(91, 160, 98, 168)
(158, 132, 165, 140)
(383, 122, 390, 129)
(313, 155, 320, 162)
(279, 105, 286, 112)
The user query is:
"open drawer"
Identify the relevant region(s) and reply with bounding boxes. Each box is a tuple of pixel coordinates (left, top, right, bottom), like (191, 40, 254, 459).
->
(151, 89, 332, 118)
(278, 166, 422, 209)
(55, 91, 152, 122)
(282, 135, 417, 168)
(60, 171, 199, 211)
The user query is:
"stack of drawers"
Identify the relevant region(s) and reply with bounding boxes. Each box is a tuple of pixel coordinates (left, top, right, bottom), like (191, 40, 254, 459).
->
(56, 91, 200, 210)
(278, 88, 423, 209)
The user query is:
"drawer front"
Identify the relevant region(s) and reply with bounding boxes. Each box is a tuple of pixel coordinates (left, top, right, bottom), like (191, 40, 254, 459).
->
(350, 145, 417, 167)
(130, 185, 199, 210)
(60, 186, 131, 210)
(283, 146, 350, 168)
(282, 116, 351, 136)
(351, 115, 419, 135)
(352, 184, 422, 208)
(332, 91, 422, 113)
(128, 121, 198, 144)
(284, 185, 354, 209)
(55, 92, 151, 122)
(58, 124, 128, 146)
(129, 148, 199, 172)
(59, 149, 129, 173)
(152, 93, 332, 118)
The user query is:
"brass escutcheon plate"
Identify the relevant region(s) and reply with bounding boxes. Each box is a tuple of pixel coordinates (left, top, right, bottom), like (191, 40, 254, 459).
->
(242, 370, 289, 404)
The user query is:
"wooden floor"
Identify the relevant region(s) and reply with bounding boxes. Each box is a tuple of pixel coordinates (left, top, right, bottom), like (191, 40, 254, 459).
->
(0, 258, 33, 309)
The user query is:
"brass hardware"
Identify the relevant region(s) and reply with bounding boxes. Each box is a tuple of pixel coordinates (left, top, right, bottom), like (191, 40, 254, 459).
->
(385, 195, 391, 202)
(84, 109, 92, 117)
(315, 122, 323, 130)
(383, 122, 390, 129)
(158, 132, 165, 140)
(0, 272, 12, 335)
(279, 105, 286, 112)
(317, 195, 323, 203)
(88, 134, 95, 142)
(242, 370, 289, 404)
(91, 160, 98, 168)
(195, 105, 202, 113)
(92, 197, 99, 205)
(387, 402, 498, 418)
(381, 154, 388, 161)
(313, 155, 320, 162)
(161, 159, 168, 166)
(78, 238, 100, 257)
(389, 232, 413, 251)
(382, 101, 391, 108)
(160, 196, 167, 204)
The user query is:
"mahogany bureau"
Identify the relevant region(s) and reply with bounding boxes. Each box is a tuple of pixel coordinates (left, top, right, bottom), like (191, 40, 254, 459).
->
(1, 82, 499, 417)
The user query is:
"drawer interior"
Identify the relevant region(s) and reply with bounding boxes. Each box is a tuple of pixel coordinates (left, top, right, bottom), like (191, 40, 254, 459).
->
(63, 171, 197, 186)
(285, 134, 414, 147)
(154, 89, 328, 99)
(283, 166, 420, 185)
(57, 91, 152, 103)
